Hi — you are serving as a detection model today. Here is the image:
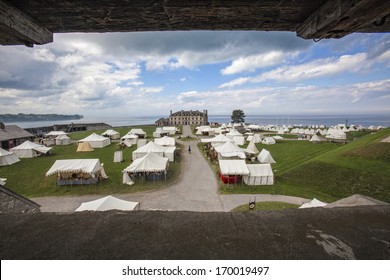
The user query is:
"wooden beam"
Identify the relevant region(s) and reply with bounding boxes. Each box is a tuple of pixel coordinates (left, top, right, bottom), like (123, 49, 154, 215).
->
(296, 0, 390, 39)
(0, 0, 52, 46)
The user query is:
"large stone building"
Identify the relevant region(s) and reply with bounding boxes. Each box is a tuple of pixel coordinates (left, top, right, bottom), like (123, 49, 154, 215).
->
(168, 110, 208, 126)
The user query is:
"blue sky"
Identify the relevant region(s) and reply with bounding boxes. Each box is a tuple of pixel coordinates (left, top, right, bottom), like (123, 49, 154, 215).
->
(0, 31, 389, 118)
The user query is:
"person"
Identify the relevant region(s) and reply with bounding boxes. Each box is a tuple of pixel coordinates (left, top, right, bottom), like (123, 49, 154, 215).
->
(188, 145, 191, 153)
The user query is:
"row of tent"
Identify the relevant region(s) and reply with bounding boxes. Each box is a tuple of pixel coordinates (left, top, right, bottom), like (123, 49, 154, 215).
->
(219, 160, 274, 185)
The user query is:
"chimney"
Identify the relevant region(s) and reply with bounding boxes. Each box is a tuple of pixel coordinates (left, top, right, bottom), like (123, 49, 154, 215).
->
(170, 110, 172, 116)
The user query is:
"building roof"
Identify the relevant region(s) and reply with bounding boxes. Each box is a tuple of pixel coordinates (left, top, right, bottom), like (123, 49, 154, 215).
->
(0, 185, 41, 213)
(0, 125, 34, 142)
(170, 110, 206, 117)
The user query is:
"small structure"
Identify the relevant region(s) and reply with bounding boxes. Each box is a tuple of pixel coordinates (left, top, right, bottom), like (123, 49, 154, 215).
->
(0, 124, 34, 150)
(153, 127, 169, 138)
(114, 151, 123, 163)
(244, 141, 260, 156)
(55, 134, 72, 145)
(132, 141, 166, 161)
(79, 133, 110, 148)
(201, 134, 232, 147)
(262, 137, 276, 145)
(154, 136, 176, 147)
(129, 128, 147, 139)
(0, 147, 20, 166)
(246, 133, 262, 143)
(218, 159, 249, 184)
(121, 133, 138, 145)
(77, 142, 94, 152)
(123, 153, 169, 182)
(101, 129, 120, 140)
(10, 140, 52, 158)
(309, 134, 322, 143)
(214, 141, 246, 159)
(257, 149, 276, 164)
(243, 164, 274, 185)
(46, 159, 108, 186)
(75, 195, 139, 212)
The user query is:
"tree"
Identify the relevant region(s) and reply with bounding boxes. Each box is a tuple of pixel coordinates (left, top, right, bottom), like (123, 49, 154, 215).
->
(231, 109, 245, 123)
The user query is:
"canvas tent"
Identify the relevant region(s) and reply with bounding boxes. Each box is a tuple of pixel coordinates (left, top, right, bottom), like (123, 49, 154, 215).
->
(129, 128, 146, 138)
(214, 141, 246, 159)
(219, 160, 249, 175)
(262, 137, 276, 145)
(243, 164, 274, 185)
(244, 141, 259, 155)
(246, 134, 262, 143)
(257, 149, 276, 164)
(10, 140, 52, 158)
(121, 133, 138, 144)
(0, 147, 20, 166)
(299, 198, 327, 209)
(45, 131, 67, 137)
(75, 195, 139, 211)
(46, 159, 108, 186)
(101, 129, 120, 140)
(77, 142, 94, 152)
(55, 134, 72, 145)
(154, 136, 175, 147)
(310, 134, 322, 143)
(153, 127, 169, 138)
(132, 141, 165, 161)
(201, 134, 232, 147)
(79, 133, 110, 148)
(123, 153, 169, 182)
(324, 194, 389, 208)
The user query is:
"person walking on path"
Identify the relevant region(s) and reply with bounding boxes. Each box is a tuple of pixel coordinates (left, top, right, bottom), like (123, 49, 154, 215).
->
(188, 145, 191, 154)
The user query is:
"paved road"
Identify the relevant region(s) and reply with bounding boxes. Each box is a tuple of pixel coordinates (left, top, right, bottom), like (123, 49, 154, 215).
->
(32, 125, 309, 212)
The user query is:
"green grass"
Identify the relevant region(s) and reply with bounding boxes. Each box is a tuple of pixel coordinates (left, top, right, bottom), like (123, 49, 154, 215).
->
(232, 201, 299, 212)
(221, 128, 390, 203)
(1, 126, 182, 198)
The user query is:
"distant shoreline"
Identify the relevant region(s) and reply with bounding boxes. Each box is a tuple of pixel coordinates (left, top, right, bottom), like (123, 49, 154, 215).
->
(0, 113, 83, 123)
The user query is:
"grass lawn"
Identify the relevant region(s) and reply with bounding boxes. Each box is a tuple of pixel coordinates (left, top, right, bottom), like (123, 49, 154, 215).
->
(220, 128, 390, 203)
(1, 126, 182, 198)
(232, 201, 300, 212)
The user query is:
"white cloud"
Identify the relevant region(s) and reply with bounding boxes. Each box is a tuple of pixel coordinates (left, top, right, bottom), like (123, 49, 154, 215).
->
(219, 77, 250, 89)
(221, 51, 287, 75)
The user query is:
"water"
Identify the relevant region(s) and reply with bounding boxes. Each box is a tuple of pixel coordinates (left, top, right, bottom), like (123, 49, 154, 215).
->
(3, 114, 389, 129)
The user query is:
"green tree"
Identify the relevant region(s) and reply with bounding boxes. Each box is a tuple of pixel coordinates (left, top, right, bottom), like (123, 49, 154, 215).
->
(231, 109, 245, 123)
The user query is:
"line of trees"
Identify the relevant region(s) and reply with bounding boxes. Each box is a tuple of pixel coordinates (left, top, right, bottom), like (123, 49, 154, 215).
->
(0, 113, 84, 122)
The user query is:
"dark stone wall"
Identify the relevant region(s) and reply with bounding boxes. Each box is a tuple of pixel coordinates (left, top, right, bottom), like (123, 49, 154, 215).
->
(0, 191, 40, 213)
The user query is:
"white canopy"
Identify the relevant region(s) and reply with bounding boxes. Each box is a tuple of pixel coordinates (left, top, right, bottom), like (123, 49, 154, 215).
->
(201, 134, 232, 147)
(10, 140, 52, 158)
(132, 141, 166, 161)
(102, 129, 120, 139)
(214, 141, 246, 159)
(299, 198, 327, 209)
(257, 149, 276, 164)
(226, 129, 243, 139)
(121, 133, 138, 144)
(75, 195, 139, 212)
(79, 133, 111, 148)
(243, 164, 274, 185)
(310, 135, 322, 142)
(0, 178, 6, 186)
(77, 142, 94, 152)
(219, 159, 249, 175)
(162, 126, 178, 135)
(124, 153, 168, 173)
(45, 131, 67, 137)
(129, 128, 146, 138)
(246, 134, 262, 143)
(0, 147, 20, 166)
(154, 136, 176, 147)
(46, 159, 103, 176)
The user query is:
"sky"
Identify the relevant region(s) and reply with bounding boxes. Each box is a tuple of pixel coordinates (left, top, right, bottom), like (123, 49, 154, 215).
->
(0, 31, 389, 118)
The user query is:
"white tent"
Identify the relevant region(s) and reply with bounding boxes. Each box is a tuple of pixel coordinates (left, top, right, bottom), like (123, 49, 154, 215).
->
(219, 160, 249, 175)
(201, 134, 232, 147)
(214, 141, 246, 159)
(226, 129, 243, 140)
(232, 135, 245, 146)
(310, 134, 322, 143)
(162, 126, 178, 135)
(75, 195, 139, 211)
(121, 133, 138, 144)
(77, 142, 94, 152)
(45, 131, 67, 137)
(10, 140, 52, 158)
(132, 141, 166, 161)
(79, 133, 110, 148)
(164, 146, 176, 162)
(0, 178, 6, 186)
(129, 128, 146, 138)
(257, 149, 276, 164)
(325, 194, 389, 208)
(120, 139, 133, 148)
(154, 136, 176, 147)
(243, 164, 274, 185)
(114, 150, 123, 162)
(262, 137, 276, 145)
(125, 153, 169, 173)
(153, 127, 169, 138)
(245, 141, 259, 155)
(46, 159, 108, 185)
(0, 148, 20, 166)
(299, 198, 327, 209)
(246, 134, 262, 143)
(55, 134, 72, 145)
(101, 129, 120, 140)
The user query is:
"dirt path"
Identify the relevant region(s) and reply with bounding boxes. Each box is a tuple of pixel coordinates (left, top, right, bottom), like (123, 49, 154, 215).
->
(32, 125, 309, 212)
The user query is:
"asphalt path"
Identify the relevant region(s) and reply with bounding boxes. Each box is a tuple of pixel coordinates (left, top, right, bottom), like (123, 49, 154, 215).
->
(32, 125, 309, 212)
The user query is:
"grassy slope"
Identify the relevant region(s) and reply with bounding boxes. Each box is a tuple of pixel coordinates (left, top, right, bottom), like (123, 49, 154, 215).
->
(232, 201, 299, 212)
(0, 126, 181, 197)
(222, 129, 390, 203)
